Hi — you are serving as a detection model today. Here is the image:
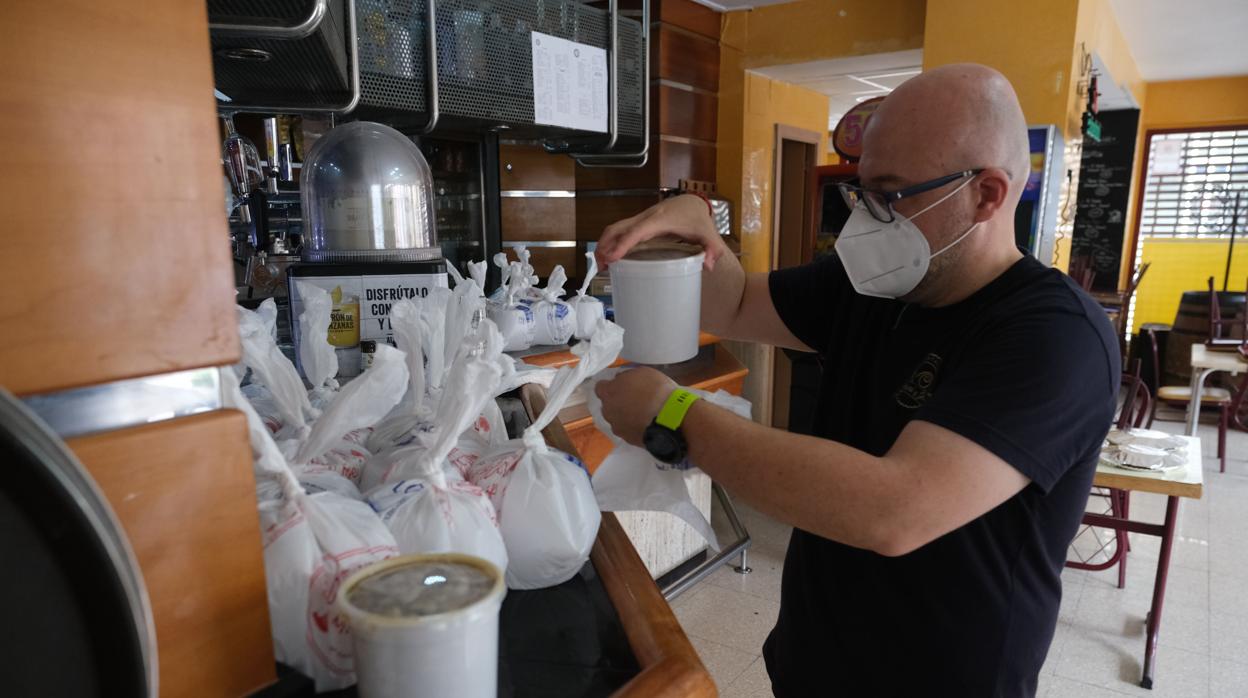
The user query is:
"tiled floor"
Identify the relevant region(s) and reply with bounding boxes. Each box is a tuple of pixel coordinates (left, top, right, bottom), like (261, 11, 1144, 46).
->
(671, 410, 1248, 696)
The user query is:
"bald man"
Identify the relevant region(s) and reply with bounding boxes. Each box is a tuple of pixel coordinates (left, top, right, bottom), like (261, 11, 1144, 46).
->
(593, 64, 1119, 696)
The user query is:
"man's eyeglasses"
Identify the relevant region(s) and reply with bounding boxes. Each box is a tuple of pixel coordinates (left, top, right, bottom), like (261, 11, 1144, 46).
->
(837, 169, 985, 224)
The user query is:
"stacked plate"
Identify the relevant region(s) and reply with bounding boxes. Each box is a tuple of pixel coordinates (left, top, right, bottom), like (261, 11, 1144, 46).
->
(1101, 429, 1188, 472)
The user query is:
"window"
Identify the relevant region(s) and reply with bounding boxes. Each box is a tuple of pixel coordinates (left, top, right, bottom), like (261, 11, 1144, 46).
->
(1138, 127, 1248, 238)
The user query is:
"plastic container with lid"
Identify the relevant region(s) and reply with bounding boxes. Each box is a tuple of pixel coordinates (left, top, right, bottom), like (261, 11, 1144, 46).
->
(300, 121, 440, 262)
(338, 553, 505, 698)
(609, 244, 705, 364)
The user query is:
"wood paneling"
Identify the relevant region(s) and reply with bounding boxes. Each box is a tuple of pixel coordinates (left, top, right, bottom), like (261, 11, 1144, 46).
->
(603, 0, 722, 40)
(0, 1, 241, 396)
(576, 194, 664, 243)
(501, 198, 576, 242)
(68, 411, 274, 697)
(576, 139, 716, 191)
(499, 246, 577, 279)
(577, 150, 661, 190)
(655, 26, 720, 92)
(522, 332, 720, 370)
(657, 0, 721, 40)
(655, 85, 718, 142)
(659, 139, 717, 189)
(500, 143, 577, 191)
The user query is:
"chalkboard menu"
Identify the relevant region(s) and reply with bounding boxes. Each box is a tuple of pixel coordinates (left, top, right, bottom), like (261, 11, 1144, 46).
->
(1071, 109, 1140, 293)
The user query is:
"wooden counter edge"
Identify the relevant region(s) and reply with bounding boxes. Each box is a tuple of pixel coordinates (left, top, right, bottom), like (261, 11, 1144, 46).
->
(522, 385, 717, 698)
(520, 332, 721, 368)
(559, 350, 749, 434)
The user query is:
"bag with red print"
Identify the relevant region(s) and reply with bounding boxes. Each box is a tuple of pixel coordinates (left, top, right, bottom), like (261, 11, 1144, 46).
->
(467, 318, 623, 589)
(364, 334, 509, 574)
(225, 380, 398, 692)
(235, 301, 408, 493)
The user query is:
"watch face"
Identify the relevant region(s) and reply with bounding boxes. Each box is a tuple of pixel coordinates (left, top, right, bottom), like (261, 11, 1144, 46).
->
(643, 424, 685, 464)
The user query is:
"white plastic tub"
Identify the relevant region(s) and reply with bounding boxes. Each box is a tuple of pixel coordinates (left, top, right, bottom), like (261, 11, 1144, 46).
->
(609, 244, 705, 364)
(338, 553, 506, 698)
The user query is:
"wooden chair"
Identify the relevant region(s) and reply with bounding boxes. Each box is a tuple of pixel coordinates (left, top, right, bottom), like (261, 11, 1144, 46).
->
(1206, 275, 1247, 352)
(1069, 256, 1096, 292)
(1146, 325, 1231, 472)
(1118, 362, 1154, 430)
(1098, 262, 1150, 361)
(1066, 364, 1150, 588)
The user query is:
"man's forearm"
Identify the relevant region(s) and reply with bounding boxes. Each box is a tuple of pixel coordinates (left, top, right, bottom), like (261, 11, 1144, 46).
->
(699, 245, 746, 335)
(682, 398, 911, 555)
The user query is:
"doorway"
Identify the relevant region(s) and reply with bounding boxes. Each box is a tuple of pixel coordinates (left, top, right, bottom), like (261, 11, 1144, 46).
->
(769, 124, 821, 430)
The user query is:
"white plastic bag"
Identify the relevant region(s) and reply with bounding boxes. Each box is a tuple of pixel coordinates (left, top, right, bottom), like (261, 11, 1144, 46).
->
(526, 265, 576, 346)
(363, 298, 437, 456)
(238, 299, 409, 488)
(467, 319, 623, 589)
(225, 380, 398, 692)
(295, 281, 340, 397)
(586, 372, 753, 551)
(237, 303, 314, 438)
(290, 343, 409, 471)
(365, 334, 509, 573)
(488, 253, 538, 352)
(568, 251, 605, 340)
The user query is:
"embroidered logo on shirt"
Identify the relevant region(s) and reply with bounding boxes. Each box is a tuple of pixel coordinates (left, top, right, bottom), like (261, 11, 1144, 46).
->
(896, 353, 942, 409)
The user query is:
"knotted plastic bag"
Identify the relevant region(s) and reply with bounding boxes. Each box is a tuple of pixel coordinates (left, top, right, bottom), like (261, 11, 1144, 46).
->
(284, 344, 408, 491)
(236, 302, 409, 491)
(362, 297, 439, 458)
(467, 319, 624, 589)
(225, 380, 398, 692)
(488, 259, 537, 352)
(525, 264, 576, 346)
(295, 281, 340, 401)
(237, 302, 315, 437)
(586, 372, 754, 551)
(568, 251, 605, 340)
(365, 333, 509, 574)
(364, 315, 509, 489)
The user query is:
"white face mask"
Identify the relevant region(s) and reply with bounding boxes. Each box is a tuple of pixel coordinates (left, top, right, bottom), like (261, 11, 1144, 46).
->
(836, 177, 980, 299)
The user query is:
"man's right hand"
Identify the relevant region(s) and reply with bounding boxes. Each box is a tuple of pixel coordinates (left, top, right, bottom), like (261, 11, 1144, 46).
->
(595, 194, 728, 271)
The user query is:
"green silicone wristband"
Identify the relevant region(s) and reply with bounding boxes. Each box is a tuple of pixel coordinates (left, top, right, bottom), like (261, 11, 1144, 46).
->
(655, 389, 700, 431)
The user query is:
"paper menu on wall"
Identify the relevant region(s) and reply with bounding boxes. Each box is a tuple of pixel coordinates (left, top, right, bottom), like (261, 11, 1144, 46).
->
(531, 31, 608, 133)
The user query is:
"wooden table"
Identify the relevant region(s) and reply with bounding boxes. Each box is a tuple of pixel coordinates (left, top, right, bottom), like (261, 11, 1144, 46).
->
(1184, 344, 1248, 435)
(1083, 436, 1203, 689)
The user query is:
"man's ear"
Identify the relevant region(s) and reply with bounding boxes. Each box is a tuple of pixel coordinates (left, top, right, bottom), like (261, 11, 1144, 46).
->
(971, 167, 1011, 223)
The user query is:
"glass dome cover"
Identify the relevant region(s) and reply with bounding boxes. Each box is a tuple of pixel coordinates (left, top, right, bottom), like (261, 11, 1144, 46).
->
(300, 121, 439, 262)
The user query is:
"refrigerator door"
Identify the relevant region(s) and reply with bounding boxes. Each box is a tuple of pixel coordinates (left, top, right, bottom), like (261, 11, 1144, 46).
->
(419, 134, 502, 289)
(1017, 125, 1065, 265)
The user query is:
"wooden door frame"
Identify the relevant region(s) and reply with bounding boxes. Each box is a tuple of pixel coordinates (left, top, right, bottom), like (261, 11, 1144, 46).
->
(771, 124, 823, 271)
(765, 124, 821, 428)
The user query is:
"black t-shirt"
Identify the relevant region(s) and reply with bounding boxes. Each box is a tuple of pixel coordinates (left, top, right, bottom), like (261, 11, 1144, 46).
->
(762, 252, 1119, 697)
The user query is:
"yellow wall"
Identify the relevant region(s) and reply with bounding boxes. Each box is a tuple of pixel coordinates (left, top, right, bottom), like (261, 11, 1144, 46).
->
(1069, 0, 1145, 137)
(923, 0, 1080, 131)
(1133, 239, 1248, 332)
(717, 0, 923, 273)
(1141, 76, 1248, 130)
(734, 72, 830, 273)
(923, 0, 1148, 286)
(725, 0, 926, 71)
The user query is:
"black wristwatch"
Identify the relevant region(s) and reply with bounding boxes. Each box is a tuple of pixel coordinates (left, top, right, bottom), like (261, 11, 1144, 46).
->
(643, 389, 701, 464)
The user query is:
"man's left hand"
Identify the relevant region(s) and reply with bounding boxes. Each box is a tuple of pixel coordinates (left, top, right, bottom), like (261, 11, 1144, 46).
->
(594, 367, 679, 447)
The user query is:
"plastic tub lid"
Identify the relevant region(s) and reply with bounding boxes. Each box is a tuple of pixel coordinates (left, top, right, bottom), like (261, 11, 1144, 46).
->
(338, 553, 505, 628)
(610, 243, 705, 278)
